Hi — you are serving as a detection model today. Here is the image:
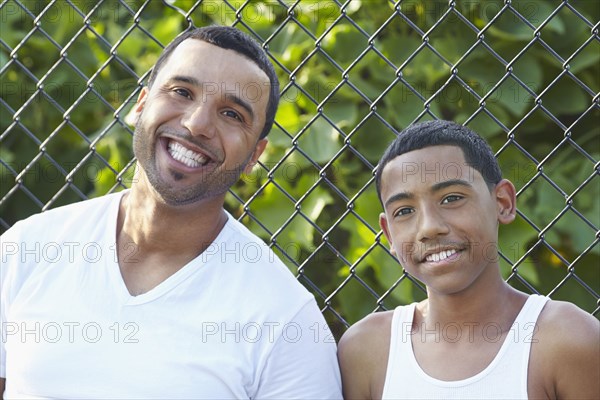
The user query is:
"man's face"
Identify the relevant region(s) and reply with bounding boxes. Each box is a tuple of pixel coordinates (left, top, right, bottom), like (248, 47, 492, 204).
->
(379, 145, 514, 296)
(132, 39, 270, 206)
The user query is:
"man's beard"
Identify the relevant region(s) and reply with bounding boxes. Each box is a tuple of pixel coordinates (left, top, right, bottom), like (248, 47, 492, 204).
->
(132, 121, 251, 206)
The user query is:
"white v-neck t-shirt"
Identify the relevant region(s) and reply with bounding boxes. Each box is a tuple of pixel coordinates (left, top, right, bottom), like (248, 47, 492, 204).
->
(1, 191, 341, 399)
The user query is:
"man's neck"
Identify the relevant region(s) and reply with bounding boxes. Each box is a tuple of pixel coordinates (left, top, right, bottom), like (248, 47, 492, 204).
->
(117, 183, 228, 257)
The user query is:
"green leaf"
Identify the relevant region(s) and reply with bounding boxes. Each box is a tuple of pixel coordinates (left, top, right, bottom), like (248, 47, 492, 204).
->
(0, 51, 9, 70)
(150, 15, 182, 45)
(499, 216, 539, 285)
(484, 0, 564, 41)
(383, 83, 429, 129)
(512, 53, 544, 93)
(323, 102, 358, 130)
(322, 24, 366, 65)
(380, 35, 422, 68)
(459, 103, 509, 138)
(569, 42, 600, 74)
(460, 51, 542, 118)
(542, 78, 589, 115)
(351, 117, 397, 163)
(298, 117, 341, 163)
(272, 100, 302, 146)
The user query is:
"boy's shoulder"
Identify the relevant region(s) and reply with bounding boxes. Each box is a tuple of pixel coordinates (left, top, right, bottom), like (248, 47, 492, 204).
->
(337, 309, 396, 399)
(529, 299, 600, 399)
(535, 299, 598, 344)
(339, 309, 395, 348)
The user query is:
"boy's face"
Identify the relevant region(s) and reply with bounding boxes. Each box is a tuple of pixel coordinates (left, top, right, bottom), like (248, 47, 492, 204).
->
(378, 145, 516, 295)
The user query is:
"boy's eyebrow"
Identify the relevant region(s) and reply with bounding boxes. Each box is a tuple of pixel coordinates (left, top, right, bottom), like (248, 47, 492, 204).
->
(166, 75, 255, 121)
(383, 179, 473, 209)
(431, 179, 473, 192)
(384, 192, 413, 209)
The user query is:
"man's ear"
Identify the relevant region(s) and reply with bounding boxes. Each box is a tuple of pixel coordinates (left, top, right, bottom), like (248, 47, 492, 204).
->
(135, 87, 148, 113)
(379, 212, 396, 256)
(244, 138, 268, 174)
(495, 179, 517, 225)
(125, 87, 148, 126)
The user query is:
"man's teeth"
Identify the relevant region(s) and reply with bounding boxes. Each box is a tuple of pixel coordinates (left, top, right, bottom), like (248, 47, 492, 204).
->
(167, 141, 207, 168)
(426, 249, 458, 263)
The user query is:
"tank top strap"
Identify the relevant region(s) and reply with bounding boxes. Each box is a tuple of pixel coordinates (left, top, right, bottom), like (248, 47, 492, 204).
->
(502, 294, 549, 396)
(382, 303, 417, 397)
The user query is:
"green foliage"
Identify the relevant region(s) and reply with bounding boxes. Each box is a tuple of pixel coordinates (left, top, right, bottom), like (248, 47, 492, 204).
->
(1, 0, 598, 329)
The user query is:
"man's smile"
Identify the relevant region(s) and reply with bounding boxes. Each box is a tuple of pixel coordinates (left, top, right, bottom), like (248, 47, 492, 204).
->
(167, 140, 210, 168)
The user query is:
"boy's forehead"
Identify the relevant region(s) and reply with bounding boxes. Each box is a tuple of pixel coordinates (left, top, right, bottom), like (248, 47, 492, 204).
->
(395, 144, 464, 163)
(380, 145, 481, 191)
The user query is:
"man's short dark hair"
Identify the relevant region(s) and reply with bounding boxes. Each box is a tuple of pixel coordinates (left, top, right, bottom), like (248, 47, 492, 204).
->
(147, 25, 280, 139)
(375, 120, 503, 201)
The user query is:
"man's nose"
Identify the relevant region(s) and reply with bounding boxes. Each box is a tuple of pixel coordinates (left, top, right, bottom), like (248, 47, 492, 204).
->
(182, 102, 217, 139)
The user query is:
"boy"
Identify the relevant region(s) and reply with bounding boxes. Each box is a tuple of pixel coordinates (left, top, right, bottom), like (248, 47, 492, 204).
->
(338, 120, 599, 399)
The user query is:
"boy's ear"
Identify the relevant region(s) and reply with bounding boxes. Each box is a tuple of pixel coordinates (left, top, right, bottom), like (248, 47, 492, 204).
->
(495, 179, 517, 225)
(243, 139, 268, 175)
(379, 212, 396, 256)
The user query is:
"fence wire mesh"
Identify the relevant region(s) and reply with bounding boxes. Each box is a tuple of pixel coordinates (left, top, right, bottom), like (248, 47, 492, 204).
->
(1, 0, 599, 335)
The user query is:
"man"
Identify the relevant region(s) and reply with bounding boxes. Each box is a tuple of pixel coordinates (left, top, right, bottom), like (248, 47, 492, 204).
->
(0, 26, 341, 398)
(338, 120, 599, 399)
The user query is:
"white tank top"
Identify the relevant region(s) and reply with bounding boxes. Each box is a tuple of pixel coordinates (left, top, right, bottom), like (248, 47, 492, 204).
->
(382, 295, 549, 399)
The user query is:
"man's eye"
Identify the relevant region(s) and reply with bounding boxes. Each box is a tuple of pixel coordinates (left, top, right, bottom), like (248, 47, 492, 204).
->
(394, 207, 413, 218)
(442, 195, 463, 204)
(223, 110, 242, 121)
(174, 88, 191, 99)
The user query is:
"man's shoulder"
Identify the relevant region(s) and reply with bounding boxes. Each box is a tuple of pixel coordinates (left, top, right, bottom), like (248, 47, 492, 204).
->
(5, 191, 123, 234)
(222, 212, 269, 246)
(216, 212, 314, 304)
(220, 213, 290, 272)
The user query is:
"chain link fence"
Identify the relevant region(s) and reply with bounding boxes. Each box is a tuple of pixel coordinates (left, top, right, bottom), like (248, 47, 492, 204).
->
(1, 0, 598, 336)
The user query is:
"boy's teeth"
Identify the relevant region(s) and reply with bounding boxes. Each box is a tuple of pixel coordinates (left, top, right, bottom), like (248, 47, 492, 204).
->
(426, 249, 457, 263)
(167, 141, 207, 168)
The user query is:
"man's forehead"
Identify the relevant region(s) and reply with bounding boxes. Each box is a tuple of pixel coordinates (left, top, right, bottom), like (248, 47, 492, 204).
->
(151, 39, 271, 112)
(170, 38, 213, 57)
(157, 39, 269, 83)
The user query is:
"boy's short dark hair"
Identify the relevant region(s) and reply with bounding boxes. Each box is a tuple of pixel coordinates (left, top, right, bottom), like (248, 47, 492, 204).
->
(375, 120, 502, 202)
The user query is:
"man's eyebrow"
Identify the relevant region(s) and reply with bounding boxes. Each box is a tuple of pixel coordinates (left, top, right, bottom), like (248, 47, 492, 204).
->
(431, 179, 473, 192)
(384, 192, 413, 209)
(168, 75, 201, 87)
(224, 93, 254, 122)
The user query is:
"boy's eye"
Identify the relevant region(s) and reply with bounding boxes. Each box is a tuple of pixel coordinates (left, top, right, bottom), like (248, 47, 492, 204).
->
(442, 195, 463, 204)
(394, 207, 413, 218)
